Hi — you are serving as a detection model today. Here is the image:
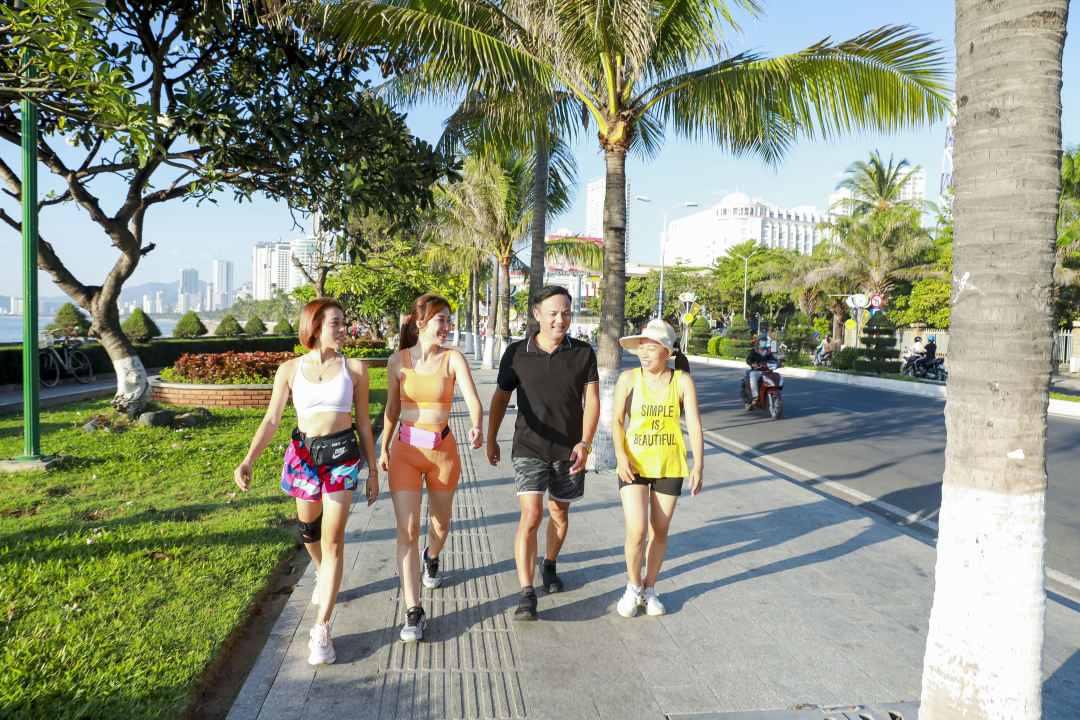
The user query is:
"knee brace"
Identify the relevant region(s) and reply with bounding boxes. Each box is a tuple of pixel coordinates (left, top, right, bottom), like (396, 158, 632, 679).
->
(297, 513, 323, 544)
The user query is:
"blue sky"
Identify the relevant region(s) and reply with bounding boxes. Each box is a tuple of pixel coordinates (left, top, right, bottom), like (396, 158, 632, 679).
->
(2, 0, 1077, 299)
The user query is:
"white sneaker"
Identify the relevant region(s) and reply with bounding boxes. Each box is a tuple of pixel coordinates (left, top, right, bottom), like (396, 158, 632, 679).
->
(311, 571, 320, 605)
(617, 583, 643, 617)
(643, 588, 666, 616)
(307, 622, 336, 665)
(400, 606, 427, 642)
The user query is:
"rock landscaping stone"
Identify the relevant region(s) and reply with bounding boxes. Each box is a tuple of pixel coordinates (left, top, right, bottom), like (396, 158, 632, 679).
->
(138, 410, 175, 428)
(172, 413, 200, 428)
(80, 419, 101, 433)
(191, 407, 213, 422)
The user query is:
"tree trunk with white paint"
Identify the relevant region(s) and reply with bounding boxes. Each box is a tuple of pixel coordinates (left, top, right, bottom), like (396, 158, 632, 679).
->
(482, 264, 498, 369)
(464, 270, 474, 353)
(919, 2, 1067, 718)
(592, 147, 629, 472)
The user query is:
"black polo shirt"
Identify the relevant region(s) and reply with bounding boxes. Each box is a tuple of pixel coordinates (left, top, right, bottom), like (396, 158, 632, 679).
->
(496, 334, 599, 462)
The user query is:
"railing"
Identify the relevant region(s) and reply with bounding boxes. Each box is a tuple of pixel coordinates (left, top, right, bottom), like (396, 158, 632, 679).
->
(1053, 329, 1074, 372)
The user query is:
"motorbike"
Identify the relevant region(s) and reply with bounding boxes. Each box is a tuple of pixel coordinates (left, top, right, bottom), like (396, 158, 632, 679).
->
(811, 350, 833, 368)
(739, 361, 784, 419)
(901, 348, 948, 382)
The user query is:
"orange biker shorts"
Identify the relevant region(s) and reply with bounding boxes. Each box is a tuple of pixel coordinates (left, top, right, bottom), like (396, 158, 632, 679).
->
(388, 422, 461, 493)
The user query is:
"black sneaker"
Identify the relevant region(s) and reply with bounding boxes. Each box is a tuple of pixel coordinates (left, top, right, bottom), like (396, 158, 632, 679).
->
(541, 560, 564, 593)
(400, 605, 426, 642)
(422, 548, 442, 589)
(514, 591, 538, 621)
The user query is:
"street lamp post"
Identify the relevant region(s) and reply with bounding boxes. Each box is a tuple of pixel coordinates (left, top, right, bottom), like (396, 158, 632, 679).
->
(732, 248, 762, 320)
(635, 197, 697, 320)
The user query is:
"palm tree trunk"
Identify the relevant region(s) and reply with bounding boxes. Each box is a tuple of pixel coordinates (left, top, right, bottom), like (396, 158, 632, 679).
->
(499, 258, 512, 355)
(919, 2, 1067, 717)
(482, 258, 498, 369)
(464, 269, 475, 354)
(473, 266, 483, 361)
(527, 131, 549, 338)
(592, 147, 629, 471)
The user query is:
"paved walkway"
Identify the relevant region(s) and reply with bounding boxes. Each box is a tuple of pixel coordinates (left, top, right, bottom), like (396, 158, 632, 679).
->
(0, 378, 115, 414)
(228, 356, 1080, 719)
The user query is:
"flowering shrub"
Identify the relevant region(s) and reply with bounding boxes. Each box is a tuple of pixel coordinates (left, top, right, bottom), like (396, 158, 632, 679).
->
(345, 339, 386, 350)
(160, 351, 297, 384)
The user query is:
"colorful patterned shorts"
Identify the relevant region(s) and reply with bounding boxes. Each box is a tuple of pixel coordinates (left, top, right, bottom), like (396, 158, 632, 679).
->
(281, 430, 361, 502)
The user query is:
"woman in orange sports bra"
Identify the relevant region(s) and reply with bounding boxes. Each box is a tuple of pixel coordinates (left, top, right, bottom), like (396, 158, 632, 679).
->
(379, 293, 484, 642)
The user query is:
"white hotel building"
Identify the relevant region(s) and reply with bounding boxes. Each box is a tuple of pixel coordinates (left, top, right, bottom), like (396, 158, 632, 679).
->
(664, 192, 835, 266)
(828, 169, 927, 217)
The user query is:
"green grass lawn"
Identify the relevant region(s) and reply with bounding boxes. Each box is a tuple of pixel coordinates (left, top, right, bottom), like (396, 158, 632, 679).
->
(1051, 391, 1080, 403)
(0, 369, 386, 719)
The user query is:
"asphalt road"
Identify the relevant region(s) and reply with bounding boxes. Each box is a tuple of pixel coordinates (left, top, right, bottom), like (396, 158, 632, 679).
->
(629, 356, 1080, 590)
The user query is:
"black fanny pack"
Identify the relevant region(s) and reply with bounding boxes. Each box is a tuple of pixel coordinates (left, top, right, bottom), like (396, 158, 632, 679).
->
(294, 427, 362, 467)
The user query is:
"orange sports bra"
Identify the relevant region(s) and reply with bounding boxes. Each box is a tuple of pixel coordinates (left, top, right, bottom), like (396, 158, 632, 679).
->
(400, 347, 454, 411)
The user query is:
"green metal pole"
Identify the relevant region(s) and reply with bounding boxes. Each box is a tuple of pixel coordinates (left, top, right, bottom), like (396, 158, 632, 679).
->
(18, 88, 42, 459)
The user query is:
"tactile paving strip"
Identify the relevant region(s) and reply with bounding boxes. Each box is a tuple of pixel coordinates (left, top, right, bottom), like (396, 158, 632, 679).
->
(373, 393, 531, 719)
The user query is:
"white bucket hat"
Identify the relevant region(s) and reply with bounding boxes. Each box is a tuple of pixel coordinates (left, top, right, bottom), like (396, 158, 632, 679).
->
(620, 319, 677, 354)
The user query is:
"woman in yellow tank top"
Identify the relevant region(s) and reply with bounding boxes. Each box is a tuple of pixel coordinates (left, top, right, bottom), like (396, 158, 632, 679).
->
(611, 319, 704, 617)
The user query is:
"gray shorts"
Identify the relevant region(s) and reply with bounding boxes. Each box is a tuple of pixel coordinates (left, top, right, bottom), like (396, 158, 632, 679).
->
(512, 457, 585, 503)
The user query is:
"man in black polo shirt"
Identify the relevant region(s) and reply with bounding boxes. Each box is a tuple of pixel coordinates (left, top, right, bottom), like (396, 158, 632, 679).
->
(487, 286, 599, 621)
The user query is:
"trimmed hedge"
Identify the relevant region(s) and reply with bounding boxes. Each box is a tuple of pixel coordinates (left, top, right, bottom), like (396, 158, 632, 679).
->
(294, 344, 393, 359)
(854, 313, 901, 374)
(0, 336, 299, 386)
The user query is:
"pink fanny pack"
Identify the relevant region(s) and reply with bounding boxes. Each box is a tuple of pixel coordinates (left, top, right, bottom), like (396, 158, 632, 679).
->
(398, 424, 450, 450)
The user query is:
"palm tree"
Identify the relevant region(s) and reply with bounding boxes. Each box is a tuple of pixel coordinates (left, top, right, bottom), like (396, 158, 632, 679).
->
(832, 150, 931, 216)
(917, 1, 1067, 718)
(430, 148, 572, 367)
(321, 0, 950, 467)
(755, 249, 823, 318)
(1054, 145, 1080, 287)
(810, 211, 942, 303)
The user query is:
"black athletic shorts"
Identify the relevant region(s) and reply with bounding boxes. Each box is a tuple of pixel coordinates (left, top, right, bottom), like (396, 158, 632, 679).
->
(618, 474, 684, 497)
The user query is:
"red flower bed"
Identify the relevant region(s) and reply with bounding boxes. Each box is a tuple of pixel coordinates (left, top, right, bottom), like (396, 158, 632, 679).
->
(163, 351, 298, 384)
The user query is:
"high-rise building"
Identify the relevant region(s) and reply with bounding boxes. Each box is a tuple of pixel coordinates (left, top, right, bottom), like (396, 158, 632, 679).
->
(143, 294, 152, 313)
(179, 268, 199, 308)
(584, 176, 632, 262)
(290, 236, 317, 291)
(829, 169, 928, 216)
(252, 240, 292, 300)
(205, 282, 214, 311)
(664, 192, 835, 267)
(155, 291, 168, 314)
(212, 260, 235, 309)
(10, 297, 22, 315)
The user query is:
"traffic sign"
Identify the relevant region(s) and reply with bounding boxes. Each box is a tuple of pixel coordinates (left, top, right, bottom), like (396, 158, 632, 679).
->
(869, 307, 881, 317)
(682, 312, 695, 325)
(853, 293, 870, 309)
(845, 319, 856, 330)
(870, 294, 884, 309)
(845, 296, 856, 309)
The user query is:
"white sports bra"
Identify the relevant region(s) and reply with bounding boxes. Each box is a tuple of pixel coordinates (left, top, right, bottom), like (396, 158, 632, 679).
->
(291, 352, 354, 416)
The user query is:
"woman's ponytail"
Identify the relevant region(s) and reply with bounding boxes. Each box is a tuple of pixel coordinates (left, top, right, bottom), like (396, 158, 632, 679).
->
(399, 314, 419, 350)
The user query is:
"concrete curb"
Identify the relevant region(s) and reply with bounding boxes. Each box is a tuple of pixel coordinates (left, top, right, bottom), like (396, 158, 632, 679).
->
(683, 354, 1080, 418)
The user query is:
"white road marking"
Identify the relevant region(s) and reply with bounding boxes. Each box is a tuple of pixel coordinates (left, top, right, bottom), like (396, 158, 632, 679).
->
(831, 406, 859, 414)
(695, 425, 1080, 597)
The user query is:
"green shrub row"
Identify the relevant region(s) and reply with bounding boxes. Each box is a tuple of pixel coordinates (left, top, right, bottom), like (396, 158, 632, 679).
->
(0, 336, 298, 385)
(293, 344, 394, 359)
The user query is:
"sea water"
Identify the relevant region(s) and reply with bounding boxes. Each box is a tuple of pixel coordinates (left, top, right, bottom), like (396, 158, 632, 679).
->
(0, 316, 178, 343)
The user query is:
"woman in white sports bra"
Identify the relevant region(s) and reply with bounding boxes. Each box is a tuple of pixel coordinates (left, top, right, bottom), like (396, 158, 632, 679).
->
(234, 297, 379, 667)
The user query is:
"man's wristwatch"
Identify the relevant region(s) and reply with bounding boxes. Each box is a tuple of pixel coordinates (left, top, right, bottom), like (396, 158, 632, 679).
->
(579, 441, 593, 453)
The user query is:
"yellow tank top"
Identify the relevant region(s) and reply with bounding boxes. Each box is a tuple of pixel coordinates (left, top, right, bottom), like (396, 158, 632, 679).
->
(623, 369, 689, 479)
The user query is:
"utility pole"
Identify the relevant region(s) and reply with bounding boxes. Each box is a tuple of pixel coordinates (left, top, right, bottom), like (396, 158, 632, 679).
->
(733, 248, 762, 320)
(635, 197, 697, 319)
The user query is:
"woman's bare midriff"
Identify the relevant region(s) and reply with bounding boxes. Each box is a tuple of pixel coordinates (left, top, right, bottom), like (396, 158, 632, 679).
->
(296, 411, 354, 438)
(398, 408, 450, 427)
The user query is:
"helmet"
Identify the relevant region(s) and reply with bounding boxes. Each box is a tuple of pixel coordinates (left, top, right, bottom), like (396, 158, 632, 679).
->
(927, 334, 936, 342)
(756, 334, 768, 341)
(914, 336, 922, 343)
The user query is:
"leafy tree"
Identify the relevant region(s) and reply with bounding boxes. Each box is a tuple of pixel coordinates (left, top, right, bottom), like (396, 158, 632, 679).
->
(120, 308, 161, 343)
(782, 313, 816, 354)
(228, 288, 301, 325)
(720, 315, 754, 359)
(854, 312, 900, 373)
(325, 1, 950, 468)
(273, 317, 294, 335)
(173, 311, 208, 339)
(215, 314, 242, 337)
(713, 241, 793, 322)
(0, 2, 450, 412)
(832, 151, 931, 216)
(811, 211, 941, 302)
(45, 302, 90, 338)
(891, 279, 951, 328)
(244, 315, 267, 336)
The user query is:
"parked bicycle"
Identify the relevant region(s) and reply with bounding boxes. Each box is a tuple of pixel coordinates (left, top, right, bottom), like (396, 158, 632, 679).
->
(39, 330, 93, 387)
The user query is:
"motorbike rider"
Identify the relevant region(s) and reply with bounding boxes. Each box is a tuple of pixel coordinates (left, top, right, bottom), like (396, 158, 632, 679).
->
(746, 334, 777, 403)
(915, 334, 938, 376)
(815, 334, 838, 364)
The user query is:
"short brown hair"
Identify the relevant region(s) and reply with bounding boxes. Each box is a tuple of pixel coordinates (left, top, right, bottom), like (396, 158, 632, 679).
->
(298, 297, 344, 349)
